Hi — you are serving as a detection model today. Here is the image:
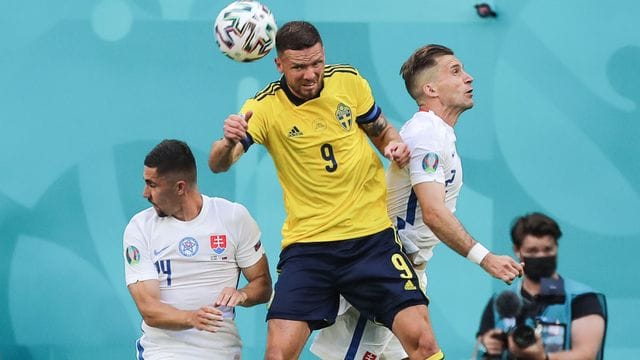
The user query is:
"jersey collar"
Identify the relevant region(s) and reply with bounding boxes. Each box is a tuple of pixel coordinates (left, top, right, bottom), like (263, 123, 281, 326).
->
(280, 76, 323, 106)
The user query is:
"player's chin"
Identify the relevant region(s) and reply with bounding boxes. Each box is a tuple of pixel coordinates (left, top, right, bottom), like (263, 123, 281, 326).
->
(300, 85, 320, 98)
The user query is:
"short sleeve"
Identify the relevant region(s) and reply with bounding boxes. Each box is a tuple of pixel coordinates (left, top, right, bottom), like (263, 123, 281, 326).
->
(352, 72, 378, 123)
(123, 217, 158, 286)
(242, 98, 268, 146)
(405, 124, 447, 186)
(230, 203, 264, 269)
(571, 293, 605, 320)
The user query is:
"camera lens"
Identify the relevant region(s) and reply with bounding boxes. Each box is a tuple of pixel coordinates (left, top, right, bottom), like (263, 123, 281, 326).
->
(511, 325, 536, 348)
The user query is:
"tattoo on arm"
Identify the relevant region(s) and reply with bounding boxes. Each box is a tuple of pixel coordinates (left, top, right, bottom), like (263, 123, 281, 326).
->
(361, 116, 388, 137)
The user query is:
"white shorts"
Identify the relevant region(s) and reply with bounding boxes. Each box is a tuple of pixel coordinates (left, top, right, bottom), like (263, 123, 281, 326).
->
(311, 269, 427, 360)
(310, 304, 405, 360)
(137, 320, 242, 360)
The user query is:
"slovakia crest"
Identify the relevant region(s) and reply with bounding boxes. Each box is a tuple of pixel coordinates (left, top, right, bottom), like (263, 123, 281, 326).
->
(210, 234, 227, 255)
(335, 103, 352, 131)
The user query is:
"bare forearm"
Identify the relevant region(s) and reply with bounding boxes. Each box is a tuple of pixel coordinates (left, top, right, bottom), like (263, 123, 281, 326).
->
(238, 274, 272, 307)
(209, 139, 238, 173)
(140, 302, 195, 330)
(423, 206, 476, 257)
(361, 114, 402, 155)
(371, 124, 402, 155)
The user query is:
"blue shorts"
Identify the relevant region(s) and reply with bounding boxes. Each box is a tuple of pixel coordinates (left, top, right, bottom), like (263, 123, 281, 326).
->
(266, 227, 428, 330)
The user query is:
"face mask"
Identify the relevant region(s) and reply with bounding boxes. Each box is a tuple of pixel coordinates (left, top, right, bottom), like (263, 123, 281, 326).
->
(522, 255, 557, 282)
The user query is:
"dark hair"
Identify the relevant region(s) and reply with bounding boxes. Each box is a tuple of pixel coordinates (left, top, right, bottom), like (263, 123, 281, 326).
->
(144, 139, 197, 183)
(510, 212, 562, 247)
(275, 21, 322, 54)
(400, 44, 454, 101)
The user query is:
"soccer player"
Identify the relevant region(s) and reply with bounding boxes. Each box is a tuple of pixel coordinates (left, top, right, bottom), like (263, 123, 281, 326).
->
(312, 44, 524, 359)
(209, 21, 449, 360)
(124, 139, 272, 360)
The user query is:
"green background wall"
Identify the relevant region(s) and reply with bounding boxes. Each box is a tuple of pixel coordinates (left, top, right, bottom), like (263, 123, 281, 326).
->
(1, 0, 638, 358)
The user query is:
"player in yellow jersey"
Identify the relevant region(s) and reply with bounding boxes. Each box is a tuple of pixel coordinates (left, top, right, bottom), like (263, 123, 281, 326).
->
(209, 21, 444, 360)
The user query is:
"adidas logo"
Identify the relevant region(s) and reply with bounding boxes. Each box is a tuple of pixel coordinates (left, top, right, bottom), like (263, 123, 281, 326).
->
(288, 126, 303, 137)
(404, 279, 417, 291)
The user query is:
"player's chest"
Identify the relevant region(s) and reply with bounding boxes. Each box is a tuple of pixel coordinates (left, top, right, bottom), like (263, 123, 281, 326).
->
(272, 97, 362, 146)
(150, 226, 236, 263)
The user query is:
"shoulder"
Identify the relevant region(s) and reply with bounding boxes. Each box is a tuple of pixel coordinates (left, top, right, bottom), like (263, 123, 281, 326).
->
(324, 64, 360, 79)
(401, 111, 448, 144)
(251, 80, 282, 102)
(323, 64, 369, 88)
(207, 195, 240, 212)
(207, 195, 252, 219)
(563, 277, 597, 294)
(127, 207, 156, 228)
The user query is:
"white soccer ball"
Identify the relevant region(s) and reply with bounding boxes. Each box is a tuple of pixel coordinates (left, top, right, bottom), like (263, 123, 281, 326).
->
(214, 1, 277, 62)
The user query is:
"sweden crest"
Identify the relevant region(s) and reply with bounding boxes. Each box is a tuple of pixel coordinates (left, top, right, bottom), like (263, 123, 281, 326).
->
(335, 103, 352, 131)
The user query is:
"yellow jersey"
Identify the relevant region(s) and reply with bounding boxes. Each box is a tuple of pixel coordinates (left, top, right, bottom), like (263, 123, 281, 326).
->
(241, 65, 391, 248)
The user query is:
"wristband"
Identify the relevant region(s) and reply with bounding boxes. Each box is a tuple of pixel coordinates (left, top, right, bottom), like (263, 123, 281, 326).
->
(466, 243, 489, 264)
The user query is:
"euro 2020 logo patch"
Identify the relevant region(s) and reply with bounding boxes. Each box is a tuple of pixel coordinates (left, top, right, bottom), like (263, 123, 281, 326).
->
(125, 245, 140, 265)
(179, 237, 199, 257)
(422, 152, 439, 174)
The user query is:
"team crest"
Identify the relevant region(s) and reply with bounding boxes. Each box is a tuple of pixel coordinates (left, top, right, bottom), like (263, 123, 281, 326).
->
(422, 152, 439, 174)
(335, 103, 352, 131)
(179, 237, 199, 257)
(362, 352, 378, 360)
(125, 246, 140, 265)
(210, 234, 227, 255)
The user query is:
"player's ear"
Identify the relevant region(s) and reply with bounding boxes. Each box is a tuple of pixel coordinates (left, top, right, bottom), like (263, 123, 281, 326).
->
(275, 57, 283, 73)
(423, 83, 437, 98)
(175, 180, 186, 195)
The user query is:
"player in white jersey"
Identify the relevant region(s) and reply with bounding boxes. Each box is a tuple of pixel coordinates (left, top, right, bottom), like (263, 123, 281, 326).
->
(311, 45, 523, 360)
(124, 139, 272, 360)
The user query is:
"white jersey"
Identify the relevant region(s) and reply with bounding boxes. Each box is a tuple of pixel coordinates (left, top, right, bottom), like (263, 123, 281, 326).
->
(123, 195, 264, 360)
(387, 110, 463, 264)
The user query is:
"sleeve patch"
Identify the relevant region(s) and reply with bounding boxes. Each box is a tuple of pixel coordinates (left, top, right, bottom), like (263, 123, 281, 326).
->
(422, 153, 439, 174)
(125, 246, 140, 265)
(253, 240, 262, 252)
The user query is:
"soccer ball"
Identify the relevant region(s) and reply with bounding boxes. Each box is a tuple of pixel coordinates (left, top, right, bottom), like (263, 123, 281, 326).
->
(214, 1, 277, 62)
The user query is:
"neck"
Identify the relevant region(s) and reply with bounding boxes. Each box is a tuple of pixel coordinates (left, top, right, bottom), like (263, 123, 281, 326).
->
(174, 191, 203, 222)
(522, 277, 541, 296)
(419, 104, 460, 127)
(521, 272, 560, 296)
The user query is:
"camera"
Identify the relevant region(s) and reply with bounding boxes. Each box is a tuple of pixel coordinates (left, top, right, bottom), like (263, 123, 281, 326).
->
(510, 323, 536, 348)
(482, 278, 566, 358)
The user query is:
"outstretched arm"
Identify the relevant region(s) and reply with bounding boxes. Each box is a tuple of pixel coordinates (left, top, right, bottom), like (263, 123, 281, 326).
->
(414, 181, 523, 284)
